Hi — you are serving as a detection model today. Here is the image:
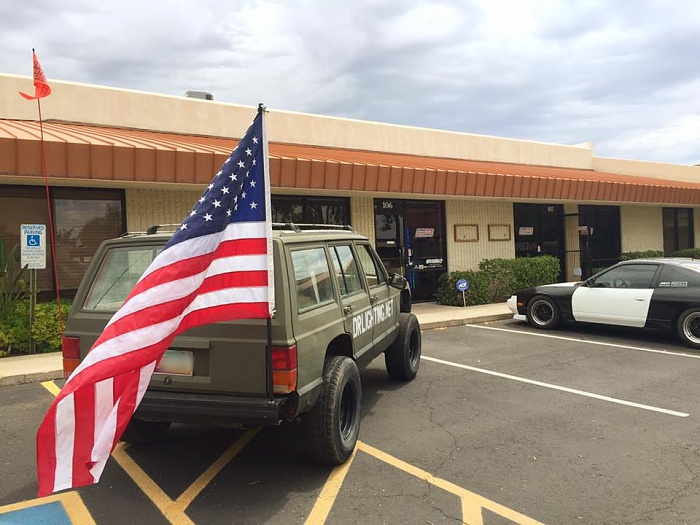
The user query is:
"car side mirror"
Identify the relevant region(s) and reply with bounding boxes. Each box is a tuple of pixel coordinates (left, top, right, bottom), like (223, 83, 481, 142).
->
(389, 273, 407, 290)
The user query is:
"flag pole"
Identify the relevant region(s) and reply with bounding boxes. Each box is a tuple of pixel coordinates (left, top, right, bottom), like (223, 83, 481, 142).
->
(259, 102, 274, 402)
(36, 95, 64, 336)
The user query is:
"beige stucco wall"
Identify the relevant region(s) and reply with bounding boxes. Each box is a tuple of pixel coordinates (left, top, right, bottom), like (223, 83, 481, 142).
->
(2, 73, 593, 169)
(620, 205, 664, 253)
(446, 199, 514, 271)
(350, 196, 375, 242)
(126, 188, 200, 233)
(595, 157, 700, 184)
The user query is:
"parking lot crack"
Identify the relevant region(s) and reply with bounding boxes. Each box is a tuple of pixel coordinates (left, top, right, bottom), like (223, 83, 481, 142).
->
(425, 378, 460, 472)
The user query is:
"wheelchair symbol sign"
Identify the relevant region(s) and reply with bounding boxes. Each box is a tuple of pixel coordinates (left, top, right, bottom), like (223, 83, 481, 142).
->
(20, 224, 47, 269)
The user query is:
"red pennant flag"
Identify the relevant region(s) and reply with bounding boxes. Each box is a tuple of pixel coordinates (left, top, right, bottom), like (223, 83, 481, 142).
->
(19, 49, 52, 100)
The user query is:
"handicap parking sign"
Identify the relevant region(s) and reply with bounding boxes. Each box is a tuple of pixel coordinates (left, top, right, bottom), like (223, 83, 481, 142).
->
(20, 224, 47, 269)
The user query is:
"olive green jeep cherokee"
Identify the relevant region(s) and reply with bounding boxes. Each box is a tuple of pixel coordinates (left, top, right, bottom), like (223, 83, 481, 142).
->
(63, 224, 421, 464)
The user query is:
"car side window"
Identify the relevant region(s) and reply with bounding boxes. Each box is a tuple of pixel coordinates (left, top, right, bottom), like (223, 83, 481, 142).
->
(592, 264, 658, 289)
(290, 248, 335, 311)
(330, 245, 364, 296)
(356, 243, 387, 288)
(658, 264, 700, 288)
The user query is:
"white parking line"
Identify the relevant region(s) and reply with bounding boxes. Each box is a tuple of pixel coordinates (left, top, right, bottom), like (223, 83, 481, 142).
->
(421, 356, 690, 418)
(466, 324, 700, 359)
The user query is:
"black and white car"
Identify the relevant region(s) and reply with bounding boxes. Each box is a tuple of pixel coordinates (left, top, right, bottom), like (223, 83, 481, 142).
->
(507, 258, 700, 349)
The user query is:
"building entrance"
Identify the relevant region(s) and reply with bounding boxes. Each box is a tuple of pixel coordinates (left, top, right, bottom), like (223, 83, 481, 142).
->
(513, 203, 566, 281)
(374, 199, 446, 302)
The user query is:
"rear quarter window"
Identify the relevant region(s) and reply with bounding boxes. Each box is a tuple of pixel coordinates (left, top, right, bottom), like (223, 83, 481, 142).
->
(290, 247, 335, 311)
(83, 245, 161, 310)
(658, 263, 700, 288)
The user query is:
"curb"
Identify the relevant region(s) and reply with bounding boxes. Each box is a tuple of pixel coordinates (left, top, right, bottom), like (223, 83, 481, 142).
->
(419, 313, 513, 330)
(0, 370, 64, 388)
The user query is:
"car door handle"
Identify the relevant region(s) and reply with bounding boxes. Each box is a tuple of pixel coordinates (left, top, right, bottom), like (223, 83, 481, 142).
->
(343, 305, 354, 314)
(634, 298, 646, 302)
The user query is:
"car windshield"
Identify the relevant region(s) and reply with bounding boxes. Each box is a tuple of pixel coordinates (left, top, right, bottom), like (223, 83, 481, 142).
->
(83, 244, 163, 310)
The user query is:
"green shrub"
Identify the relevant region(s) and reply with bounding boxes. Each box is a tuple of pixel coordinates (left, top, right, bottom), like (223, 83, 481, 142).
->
(0, 300, 30, 355)
(0, 299, 71, 356)
(32, 301, 72, 353)
(436, 270, 492, 307)
(673, 248, 700, 259)
(437, 256, 560, 307)
(620, 250, 663, 261)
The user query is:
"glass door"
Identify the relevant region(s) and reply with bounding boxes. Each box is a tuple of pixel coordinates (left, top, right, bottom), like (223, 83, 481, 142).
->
(374, 199, 446, 302)
(374, 201, 406, 278)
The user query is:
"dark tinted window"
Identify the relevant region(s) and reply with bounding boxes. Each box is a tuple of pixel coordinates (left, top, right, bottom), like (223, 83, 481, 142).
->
(658, 263, 700, 288)
(593, 264, 658, 289)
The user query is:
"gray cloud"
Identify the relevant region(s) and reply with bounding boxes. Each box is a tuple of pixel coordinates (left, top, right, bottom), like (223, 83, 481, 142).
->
(3, 0, 699, 164)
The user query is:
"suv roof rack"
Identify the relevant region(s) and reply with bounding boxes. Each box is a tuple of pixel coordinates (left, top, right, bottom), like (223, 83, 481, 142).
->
(272, 222, 355, 233)
(146, 224, 181, 235)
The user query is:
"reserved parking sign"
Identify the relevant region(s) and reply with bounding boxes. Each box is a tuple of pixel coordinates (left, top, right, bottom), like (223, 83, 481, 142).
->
(20, 224, 47, 269)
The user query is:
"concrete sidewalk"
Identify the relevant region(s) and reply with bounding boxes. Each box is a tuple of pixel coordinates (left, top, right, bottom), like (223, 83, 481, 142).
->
(0, 301, 512, 387)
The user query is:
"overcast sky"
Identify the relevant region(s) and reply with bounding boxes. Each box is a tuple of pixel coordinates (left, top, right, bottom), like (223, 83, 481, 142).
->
(2, 0, 699, 165)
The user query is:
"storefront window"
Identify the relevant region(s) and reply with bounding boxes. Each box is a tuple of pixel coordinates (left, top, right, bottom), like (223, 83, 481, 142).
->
(0, 186, 124, 297)
(663, 208, 694, 255)
(271, 196, 349, 225)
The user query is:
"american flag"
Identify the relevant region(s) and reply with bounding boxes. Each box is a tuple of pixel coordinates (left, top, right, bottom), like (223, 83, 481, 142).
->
(36, 107, 274, 496)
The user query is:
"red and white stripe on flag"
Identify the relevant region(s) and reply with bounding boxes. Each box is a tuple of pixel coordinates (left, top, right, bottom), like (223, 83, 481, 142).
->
(36, 109, 273, 496)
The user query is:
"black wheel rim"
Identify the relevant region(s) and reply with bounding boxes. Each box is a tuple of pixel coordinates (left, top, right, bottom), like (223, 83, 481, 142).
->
(531, 299, 554, 326)
(408, 329, 420, 368)
(682, 312, 700, 344)
(339, 382, 358, 442)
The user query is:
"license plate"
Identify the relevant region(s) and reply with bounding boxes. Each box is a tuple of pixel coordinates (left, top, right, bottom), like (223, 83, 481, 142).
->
(155, 350, 194, 376)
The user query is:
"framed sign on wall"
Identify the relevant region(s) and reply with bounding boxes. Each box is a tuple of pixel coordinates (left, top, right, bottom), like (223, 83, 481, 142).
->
(454, 224, 479, 242)
(488, 224, 511, 241)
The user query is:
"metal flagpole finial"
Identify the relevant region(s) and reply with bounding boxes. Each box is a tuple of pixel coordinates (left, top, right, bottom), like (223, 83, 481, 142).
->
(258, 103, 267, 113)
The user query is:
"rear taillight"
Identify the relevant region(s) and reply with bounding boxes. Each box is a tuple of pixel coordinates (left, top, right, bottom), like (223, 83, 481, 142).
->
(272, 344, 297, 394)
(62, 336, 81, 379)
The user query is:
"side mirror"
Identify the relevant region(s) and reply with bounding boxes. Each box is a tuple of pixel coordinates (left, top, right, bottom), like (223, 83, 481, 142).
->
(389, 273, 407, 290)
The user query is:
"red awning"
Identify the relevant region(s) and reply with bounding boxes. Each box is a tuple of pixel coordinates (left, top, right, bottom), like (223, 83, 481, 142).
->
(1, 119, 699, 204)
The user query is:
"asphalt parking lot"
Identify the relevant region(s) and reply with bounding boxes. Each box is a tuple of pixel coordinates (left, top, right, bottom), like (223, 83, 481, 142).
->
(2, 319, 700, 524)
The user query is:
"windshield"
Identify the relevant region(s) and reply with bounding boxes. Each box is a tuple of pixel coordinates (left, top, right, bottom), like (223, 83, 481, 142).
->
(83, 244, 163, 311)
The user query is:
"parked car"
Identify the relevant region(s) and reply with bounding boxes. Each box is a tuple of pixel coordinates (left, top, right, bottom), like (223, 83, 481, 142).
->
(63, 224, 421, 464)
(507, 258, 700, 349)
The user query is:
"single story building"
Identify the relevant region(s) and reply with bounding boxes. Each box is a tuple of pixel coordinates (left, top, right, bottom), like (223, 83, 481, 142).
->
(2, 73, 700, 301)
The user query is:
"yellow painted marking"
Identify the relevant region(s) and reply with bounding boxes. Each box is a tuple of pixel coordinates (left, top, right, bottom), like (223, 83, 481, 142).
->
(41, 372, 258, 524)
(112, 430, 258, 524)
(174, 429, 260, 510)
(0, 491, 96, 524)
(304, 447, 358, 525)
(41, 380, 62, 397)
(358, 441, 546, 525)
(111, 443, 194, 525)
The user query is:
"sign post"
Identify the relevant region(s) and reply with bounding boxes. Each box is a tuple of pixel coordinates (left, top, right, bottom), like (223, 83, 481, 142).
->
(455, 279, 470, 307)
(21, 224, 46, 354)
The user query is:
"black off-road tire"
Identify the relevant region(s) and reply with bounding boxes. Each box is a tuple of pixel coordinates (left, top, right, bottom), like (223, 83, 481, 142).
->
(303, 356, 362, 464)
(677, 308, 700, 349)
(121, 418, 171, 444)
(526, 295, 561, 330)
(385, 313, 421, 381)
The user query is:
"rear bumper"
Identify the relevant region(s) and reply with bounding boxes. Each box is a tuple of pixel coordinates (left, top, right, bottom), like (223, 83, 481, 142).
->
(135, 390, 291, 427)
